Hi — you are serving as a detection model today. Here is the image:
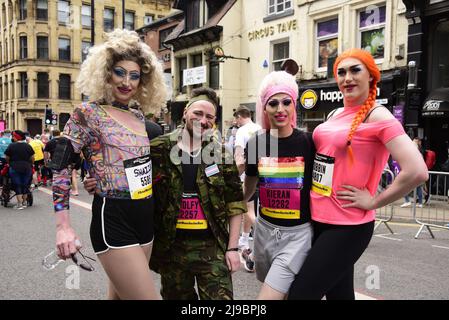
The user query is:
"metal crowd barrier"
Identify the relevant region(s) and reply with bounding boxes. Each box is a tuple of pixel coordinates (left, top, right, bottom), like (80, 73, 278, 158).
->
(413, 171, 449, 239)
(375, 169, 395, 234)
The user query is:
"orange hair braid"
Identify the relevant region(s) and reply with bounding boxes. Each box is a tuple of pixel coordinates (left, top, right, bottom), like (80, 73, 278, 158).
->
(346, 86, 377, 165)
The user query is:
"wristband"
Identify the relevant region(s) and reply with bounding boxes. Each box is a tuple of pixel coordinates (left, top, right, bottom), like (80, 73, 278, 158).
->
(226, 247, 239, 252)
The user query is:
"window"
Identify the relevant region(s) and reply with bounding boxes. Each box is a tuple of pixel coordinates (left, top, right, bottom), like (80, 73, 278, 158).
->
(159, 26, 175, 49)
(37, 73, 49, 98)
(178, 57, 187, 94)
(58, 1, 70, 25)
(59, 74, 71, 99)
(81, 41, 91, 62)
(37, 36, 49, 59)
(20, 36, 27, 59)
(58, 38, 71, 61)
(144, 14, 154, 25)
(5, 75, 8, 100)
(19, 0, 27, 20)
(81, 4, 91, 28)
(104, 8, 114, 32)
(186, 0, 200, 32)
(359, 5, 386, 60)
(209, 61, 219, 90)
(191, 53, 203, 88)
(36, 0, 48, 20)
(316, 18, 338, 70)
(191, 54, 202, 68)
(125, 11, 135, 30)
(272, 40, 289, 71)
(430, 20, 449, 89)
(20, 72, 28, 98)
(11, 74, 14, 99)
(268, 0, 292, 15)
(11, 37, 14, 61)
(1, 4, 5, 27)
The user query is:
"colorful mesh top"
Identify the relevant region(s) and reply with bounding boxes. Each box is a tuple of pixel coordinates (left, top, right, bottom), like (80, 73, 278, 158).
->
(311, 106, 405, 225)
(53, 102, 151, 212)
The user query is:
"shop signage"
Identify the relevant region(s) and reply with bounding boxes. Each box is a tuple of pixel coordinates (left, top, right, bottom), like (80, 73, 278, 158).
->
(183, 66, 206, 86)
(422, 99, 449, 117)
(299, 86, 387, 111)
(300, 90, 318, 109)
(248, 19, 297, 41)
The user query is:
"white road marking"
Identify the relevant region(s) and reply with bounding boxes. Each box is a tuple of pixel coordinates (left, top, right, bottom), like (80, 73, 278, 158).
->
(432, 245, 449, 250)
(38, 187, 92, 210)
(374, 234, 403, 241)
(355, 292, 378, 300)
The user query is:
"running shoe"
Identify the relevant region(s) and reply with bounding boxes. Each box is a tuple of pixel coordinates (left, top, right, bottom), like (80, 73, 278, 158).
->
(400, 202, 411, 208)
(241, 248, 255, 273)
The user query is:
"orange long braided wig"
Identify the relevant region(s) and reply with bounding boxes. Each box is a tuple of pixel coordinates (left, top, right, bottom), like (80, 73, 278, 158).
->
(333, 48, 381, 165)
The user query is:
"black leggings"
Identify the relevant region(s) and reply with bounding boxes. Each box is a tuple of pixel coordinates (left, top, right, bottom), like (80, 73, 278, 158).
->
(288, 220, 374, 300)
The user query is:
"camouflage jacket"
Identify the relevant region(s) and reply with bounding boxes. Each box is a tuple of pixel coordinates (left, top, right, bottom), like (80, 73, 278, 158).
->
(150, 128, 246, 272)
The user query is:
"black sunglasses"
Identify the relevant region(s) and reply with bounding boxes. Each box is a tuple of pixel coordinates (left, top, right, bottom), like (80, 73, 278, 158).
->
(267, 98, 293, 108)
(71, 250, 96, 272)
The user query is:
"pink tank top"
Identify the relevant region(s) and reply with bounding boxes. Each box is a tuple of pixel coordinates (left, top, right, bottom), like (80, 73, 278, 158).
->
(311, 106, 405, 225)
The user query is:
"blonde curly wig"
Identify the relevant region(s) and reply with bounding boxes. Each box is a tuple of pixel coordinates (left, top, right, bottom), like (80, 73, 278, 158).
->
(76, 29, 167, 114)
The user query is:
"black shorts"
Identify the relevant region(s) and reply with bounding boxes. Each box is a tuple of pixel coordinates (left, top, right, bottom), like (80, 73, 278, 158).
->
(34, 160, 44, 172)
(90, 195, 154, 254)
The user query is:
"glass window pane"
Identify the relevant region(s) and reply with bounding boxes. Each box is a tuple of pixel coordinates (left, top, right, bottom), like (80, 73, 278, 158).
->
(430, 20, 449, 89)
(360, 5, 386, 28)
(209, 62, 219, 90)
(361, 28, 385, 59)
(318, 38, 338, 68)
(82, 5, 90, 15)
(317, 19, 338, 37)
(104, 9, 113, 19)
(285, 1, 291, 9)
(273, 61, 283, 71)
(37, 0, 48, 20)
(37, 0, 48, 9)
(82, 41, 90, 61)
(273, 42, 289, 60)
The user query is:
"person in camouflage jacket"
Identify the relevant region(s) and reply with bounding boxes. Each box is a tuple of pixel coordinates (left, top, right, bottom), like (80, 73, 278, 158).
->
(149, 88, 246, 300)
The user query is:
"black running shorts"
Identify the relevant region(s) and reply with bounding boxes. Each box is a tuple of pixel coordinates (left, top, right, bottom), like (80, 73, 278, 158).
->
(90, 195, 154, 254)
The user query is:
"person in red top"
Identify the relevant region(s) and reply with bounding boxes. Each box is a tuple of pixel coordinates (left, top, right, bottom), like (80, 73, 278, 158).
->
(288, 48, 428, 300)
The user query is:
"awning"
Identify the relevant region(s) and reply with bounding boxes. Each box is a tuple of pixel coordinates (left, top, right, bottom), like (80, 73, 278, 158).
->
(422, 88, 449, 117)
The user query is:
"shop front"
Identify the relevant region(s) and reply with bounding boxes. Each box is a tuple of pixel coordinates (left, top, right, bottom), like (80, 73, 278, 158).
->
(297, 72, 397, 132)
(403, 0, 449, 167)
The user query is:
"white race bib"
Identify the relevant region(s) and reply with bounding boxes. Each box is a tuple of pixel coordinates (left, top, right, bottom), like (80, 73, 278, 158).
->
(124, 155, 152, 200)
(311, 153, 335, 197)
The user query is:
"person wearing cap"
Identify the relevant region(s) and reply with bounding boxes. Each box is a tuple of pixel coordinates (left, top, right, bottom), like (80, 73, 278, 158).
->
(149, 87, 246, 300)
(288, 48, 428, 300)
(4, 130, 35, 209)
(233, 105, 262, 272)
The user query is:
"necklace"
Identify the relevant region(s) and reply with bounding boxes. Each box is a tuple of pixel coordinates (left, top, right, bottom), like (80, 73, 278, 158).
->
(111, 101, 130, 111)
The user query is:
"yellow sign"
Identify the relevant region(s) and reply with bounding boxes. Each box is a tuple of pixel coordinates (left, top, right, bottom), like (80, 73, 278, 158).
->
(300, 90, 318, 109)
(248, 20, 297, 41)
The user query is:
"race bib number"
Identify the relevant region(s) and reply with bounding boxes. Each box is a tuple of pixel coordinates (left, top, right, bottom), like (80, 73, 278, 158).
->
(312, 153, 335, 197)
(258, 157, 304, 220)
(176, 193, 208, 230)
(124, 155, 152, 200)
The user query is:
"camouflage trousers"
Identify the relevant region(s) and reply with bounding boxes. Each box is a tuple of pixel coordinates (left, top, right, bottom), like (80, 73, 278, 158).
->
(159, 235, 233, 300)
